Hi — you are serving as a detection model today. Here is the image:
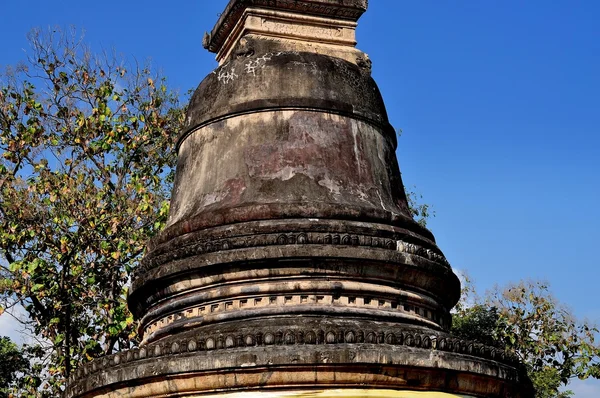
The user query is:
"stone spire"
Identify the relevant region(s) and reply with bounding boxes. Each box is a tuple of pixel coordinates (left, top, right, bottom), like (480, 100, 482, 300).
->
(203, 0, 368, 64)
(67, 1, 533, 397)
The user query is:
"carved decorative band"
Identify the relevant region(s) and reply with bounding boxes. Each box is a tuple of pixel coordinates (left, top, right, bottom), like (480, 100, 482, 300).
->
(143, 293, 449, 339)
(68, 325, 518, 390)
(136, 232, 449, 279)
(253, 16, 353, 45)
(207, 0, 368, 53)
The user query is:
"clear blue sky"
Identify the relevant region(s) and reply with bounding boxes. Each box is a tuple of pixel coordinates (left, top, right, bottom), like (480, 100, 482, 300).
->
(1, 0, 599, 395)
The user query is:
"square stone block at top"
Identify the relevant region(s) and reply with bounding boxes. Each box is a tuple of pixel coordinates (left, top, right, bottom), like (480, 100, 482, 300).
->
(204, 0, 369, 54)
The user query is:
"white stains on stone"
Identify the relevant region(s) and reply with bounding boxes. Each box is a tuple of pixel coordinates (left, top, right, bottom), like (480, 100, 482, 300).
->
(244, 52, 295, 76)
(200, 192, 228, 207)
(244, 54, 273, 76)
(375, 188, 388, 211)
(264, 162, 343, 197)
(244, 62, 259, 76)
(375, 131, 387, 168)
(216, 67, 239, 84)
(212, 61, 238, 84)
(355, 190, 370, 203)
(270, 166, 296, 182)
(351, 121, 361, 179)
(318, 176, 342, 196)
(215, 52, 301, 83)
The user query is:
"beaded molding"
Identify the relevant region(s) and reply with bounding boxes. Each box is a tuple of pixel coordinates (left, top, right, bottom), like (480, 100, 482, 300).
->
(68, 325, 518, 391)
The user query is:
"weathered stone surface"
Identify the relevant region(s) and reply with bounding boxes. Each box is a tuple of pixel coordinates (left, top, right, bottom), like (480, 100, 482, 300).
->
(180, 52, 390, 152)
(69, 0, 534, 397)
(67, 319, 528, 398)
(204, 0, 369, 63)
(126, 49, 461, 345)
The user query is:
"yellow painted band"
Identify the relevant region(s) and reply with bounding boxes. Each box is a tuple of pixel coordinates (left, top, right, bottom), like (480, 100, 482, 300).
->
(198, 390, 473, 398)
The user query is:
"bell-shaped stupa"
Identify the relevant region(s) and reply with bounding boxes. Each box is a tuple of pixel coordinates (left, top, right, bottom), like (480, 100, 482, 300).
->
(68, 1, 532, 397)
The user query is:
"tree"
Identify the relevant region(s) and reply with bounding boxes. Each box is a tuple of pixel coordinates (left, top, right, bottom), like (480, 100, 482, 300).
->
(406, 187, 434, 227)
(0, 28, 186, 395)
(0, 336, 28, 397)
(452, 279, 600, 398)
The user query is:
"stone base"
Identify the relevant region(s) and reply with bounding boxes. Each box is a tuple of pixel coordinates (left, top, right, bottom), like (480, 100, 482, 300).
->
(199, 392, 474, 398)
(67, 353, 522, 398)
(91, 389, 476, 398)
(67, 319, 532, 398)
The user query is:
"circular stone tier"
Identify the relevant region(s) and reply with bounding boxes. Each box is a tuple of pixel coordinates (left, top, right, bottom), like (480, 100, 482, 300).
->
(130, 217, 459, 344)
(128, 52, 460, 344)
(66, 319, 532, 398)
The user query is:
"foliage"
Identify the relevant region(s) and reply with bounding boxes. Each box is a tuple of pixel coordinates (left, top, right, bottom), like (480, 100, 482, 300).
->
(452, 279, 600, 398)
(0, 336, 28, 397)
(451, 303, 501, 348)
(0, 28, 186, 395)
(406, 187, 434, 227)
